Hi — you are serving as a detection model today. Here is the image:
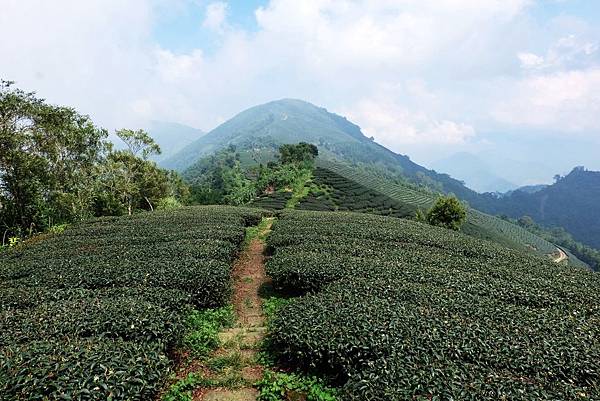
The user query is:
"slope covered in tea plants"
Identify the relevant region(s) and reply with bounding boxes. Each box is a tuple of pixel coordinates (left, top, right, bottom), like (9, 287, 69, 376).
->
(0, 206, 264, 400)
(296, 167, 416, 218)
(265, 210, 600, 400)
(318, 159, 589, 268)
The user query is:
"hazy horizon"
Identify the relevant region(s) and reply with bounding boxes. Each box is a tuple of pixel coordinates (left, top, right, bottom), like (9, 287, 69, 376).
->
(2, 0, 599, 187)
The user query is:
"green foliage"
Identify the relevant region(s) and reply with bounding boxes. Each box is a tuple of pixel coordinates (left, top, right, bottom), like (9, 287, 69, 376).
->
(279, 142, 319, 165)
(99, 131, 187, 215)
(116, 128, 161, 159)
(185, 143, 318, 208)
(0, 80, 108, 236)
(319, 160, 563, 258)
(163, 373, 206, 401)
(256, 371, 338, 401)
(47, 223, 68, 234)
(1, 339, 171, 400)
(509, 215, 600, 270)
(475, 167, 600, 251)
(424, 195, 467, 231)
(0, 81, 189, 239)
(297, 167, 416, 217)
(266, 210, 600, 400)
(185, 146, 255, 206)
(0, 206, 265, 400)
(263, 297, 291, 324)
(285, 168, 313, 209)
(157, 196, 183, 210)
(244, 217, 274, 247)
(183, 306, 234, 356)
(251, 191, 292, 210)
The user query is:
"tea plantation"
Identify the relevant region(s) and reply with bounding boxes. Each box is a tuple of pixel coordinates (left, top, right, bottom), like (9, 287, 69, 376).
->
(297, 167, 415, 217)
(0, 206, 263, 400)
(266, 210, 600, 400)
(317, 160, 579, 263)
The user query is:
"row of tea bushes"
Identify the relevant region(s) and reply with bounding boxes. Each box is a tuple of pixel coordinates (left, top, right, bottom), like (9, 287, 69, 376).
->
(266, 210, 600, 400)
(0, 206, 265, 400)
(251, 191, 293, 210)
(297, 167, 415, 218)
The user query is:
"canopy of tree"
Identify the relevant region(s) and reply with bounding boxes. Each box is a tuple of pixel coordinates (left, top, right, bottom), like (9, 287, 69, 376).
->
(0, 81, 188, 241)
(184, 142, 318, 206)
(418, 195, 467, 231)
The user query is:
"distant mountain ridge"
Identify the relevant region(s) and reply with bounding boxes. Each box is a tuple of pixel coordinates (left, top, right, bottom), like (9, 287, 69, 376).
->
(146, 121, 205, 163)
(476, 167, 600, 249)
(163, 99, 481, 202)
(431, 152, 517, 193)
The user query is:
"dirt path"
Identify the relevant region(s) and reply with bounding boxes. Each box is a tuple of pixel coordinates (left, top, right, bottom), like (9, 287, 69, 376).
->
(195, 218, 273, 401)
(553, 247, 567, 264)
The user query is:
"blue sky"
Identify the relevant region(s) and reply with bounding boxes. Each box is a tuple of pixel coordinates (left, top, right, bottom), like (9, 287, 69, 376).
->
(1, 0, 599, 187)
(153, 1, 268, 54)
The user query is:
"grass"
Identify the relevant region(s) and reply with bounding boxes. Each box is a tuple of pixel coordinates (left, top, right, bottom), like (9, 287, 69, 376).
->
(256, 370, 339, 401)
(244, 217, 274, 247)
(285, 169, 313, 209)
(182, 306, 234, 357)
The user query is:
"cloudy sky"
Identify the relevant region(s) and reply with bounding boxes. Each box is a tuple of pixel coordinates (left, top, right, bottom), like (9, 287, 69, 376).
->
(1, 0, 599, 184)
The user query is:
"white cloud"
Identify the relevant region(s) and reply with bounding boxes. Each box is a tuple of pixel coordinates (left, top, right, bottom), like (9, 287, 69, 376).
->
(518, 52, 545, 68)
(518, 35, 598, 71)
(1, 0, 599, 161)
(203, 2, 228, 34)
(494, 68, 600, 132)
(346, 97, 476, 147)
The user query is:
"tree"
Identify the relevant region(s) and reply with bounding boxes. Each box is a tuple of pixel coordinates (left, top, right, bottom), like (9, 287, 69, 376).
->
(0, 80, 108, 235)
(97, 129, 183, 215)
(424, 195, 467, 231)
(279, 142, 318, 165)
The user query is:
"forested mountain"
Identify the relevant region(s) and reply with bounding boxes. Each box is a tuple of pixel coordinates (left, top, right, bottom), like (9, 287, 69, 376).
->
(171, 99, 599, 255)
(476, 167, 600, 249)
(163, 99, 481, 200)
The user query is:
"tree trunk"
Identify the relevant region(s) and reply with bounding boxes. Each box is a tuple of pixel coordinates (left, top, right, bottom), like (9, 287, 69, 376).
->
(144, 196, 153, 211)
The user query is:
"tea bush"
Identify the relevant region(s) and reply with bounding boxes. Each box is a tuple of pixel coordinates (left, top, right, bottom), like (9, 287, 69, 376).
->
(0, 206, 265, 400)
(266, 210, 600, 400)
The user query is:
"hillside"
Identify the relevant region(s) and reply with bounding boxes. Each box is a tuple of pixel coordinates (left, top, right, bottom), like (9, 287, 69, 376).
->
(0, 206, 265, 399)
(146, 121, 205, 163)
(170, 99, 589, 265)
(268, 210, 599, 399)
(2, 206, 598, 400)
(475, 167, 600, 249)
(315, 160, 590, 267)
(162, 99, 481, 202)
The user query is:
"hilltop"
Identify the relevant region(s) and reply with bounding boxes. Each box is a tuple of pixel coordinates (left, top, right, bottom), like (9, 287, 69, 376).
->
(167, 99, 592, 266)
(161, 99, 480, 202)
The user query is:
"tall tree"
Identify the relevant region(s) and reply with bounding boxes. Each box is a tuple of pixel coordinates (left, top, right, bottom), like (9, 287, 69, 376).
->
(0, 80, 107, 236)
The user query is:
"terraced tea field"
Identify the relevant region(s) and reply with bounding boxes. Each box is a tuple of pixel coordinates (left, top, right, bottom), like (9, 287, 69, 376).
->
(0, 206, 264, 399)
(297, 167, 416, 217)
(266, 210, 600, 400)
(317, 159, 587, 267)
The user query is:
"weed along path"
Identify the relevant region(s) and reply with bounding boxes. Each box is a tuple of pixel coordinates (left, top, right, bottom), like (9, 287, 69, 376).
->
(195, 217, 274, 401)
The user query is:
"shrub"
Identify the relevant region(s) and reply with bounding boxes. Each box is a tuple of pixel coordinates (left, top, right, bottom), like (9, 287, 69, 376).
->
(425, 195, 467, 231)
(0, 205, 266, 400)
(265, 210, 600, 400)
(0, 339, 171, 400)
(157, 196, 183, 210)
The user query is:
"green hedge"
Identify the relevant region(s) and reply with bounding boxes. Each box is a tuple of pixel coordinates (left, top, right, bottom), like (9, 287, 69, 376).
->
(0, 206, 266, 400)
(266, 210, 600, 400)
(0, 339, 170, 400)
